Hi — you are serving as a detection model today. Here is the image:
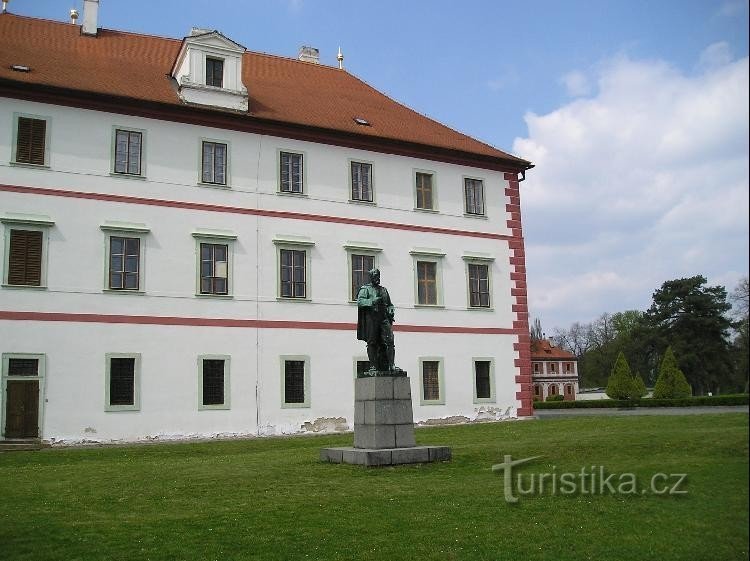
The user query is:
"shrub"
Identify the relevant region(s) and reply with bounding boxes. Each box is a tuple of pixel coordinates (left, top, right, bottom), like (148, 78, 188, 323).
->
(653, 346, 692, 398)
(632, 373, 647, 399)
(546, 394, 564, 402)
(533, 394, 748, 409)
(606, 352, 641, 399)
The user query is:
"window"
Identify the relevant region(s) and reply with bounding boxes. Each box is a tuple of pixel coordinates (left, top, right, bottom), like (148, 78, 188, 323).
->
(198, 355, 230, 409)
(564, 362, 574, 374)
(468, 263, 490, 308)
(281, 356, 310, 408)
(105, 353, 140, 411)
(206, 57, 224, 87)
(473, 358, 495, 403)
(548, 384, 559, 396)
(344, 243, 382, 302)
(350, 161, 373, 202)
(548, 363, 557, 374)
(534, 384, 543, 400)
(193, 231, 236, 297)
(113, 129, 143, 176)
(419, 358, 444, 405)
(2, 214, 54, 288)
(13, 115, 48, 166)
(101, 222, 149, 293)
(200, 243, 229, 295)
(533, 363, 541, 374)
(201, 141, 228, 185)
(410, 249, 445, 307)
(464, 177, 485, 216)
(274, 237, 314, 300)
(414, 171, 435, 211)
(279, 151, 304, 194)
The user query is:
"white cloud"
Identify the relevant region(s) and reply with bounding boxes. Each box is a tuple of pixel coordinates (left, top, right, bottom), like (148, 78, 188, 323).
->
(560, 70, 591, 97)
(513, 48, 749, 330)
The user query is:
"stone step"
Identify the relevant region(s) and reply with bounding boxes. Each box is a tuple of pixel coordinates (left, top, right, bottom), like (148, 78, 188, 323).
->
(0, 439, 47, 452)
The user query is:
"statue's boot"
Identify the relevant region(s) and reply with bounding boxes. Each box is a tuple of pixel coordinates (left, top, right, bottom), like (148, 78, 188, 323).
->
(386, 345, 395, 371)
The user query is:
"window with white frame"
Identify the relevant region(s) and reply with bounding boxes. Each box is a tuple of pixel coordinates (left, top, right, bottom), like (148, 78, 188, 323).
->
(113, 128, 144, 176)
(281, 356, 310, 408)
(198, 355, 230, 409)
(201, 140, 228, 185)
(464, 177, 485, 216)
(414, 171, 436, 211)
(274, 237, 314, 300)
(193, 230, 236, 297)
(344, 243, 382, 302)
(279, 151, 304, 194)
(12, 113, 50, 167)
(473, 358, 495, 403)
(105, 353, 140, 411)
(410, 249, 445, 306)
(206, 57, 224, 88)
(463, 254, 494, 309)
(350, 161, 373, 202)
(1, 214, 54, 288)
(419, 358, 444, 405)
(100, 222, 149, 292)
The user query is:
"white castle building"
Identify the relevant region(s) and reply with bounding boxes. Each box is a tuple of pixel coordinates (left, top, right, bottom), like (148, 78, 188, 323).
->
(0, 2, 534, 444)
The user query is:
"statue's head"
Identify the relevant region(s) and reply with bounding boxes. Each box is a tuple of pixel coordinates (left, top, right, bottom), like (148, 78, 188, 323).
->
(369, 268, 380, 286)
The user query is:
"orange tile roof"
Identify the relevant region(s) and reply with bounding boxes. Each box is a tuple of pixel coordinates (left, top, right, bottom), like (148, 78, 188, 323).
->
(0, 14, 531, 170)
(531, 339, 577, 360)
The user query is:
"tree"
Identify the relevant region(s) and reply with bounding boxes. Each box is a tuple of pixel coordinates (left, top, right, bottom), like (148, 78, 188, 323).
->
(652, 346, 692, 398)
(606, 352, 641, 399)
(632, 372, 647, 398)
(729, 277, 749, 393)
(642, 276, 733, 395)
(530, 318, 544, 342)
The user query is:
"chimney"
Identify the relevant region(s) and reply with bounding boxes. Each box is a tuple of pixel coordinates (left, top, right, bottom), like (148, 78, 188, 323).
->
(298, 46, 320, 64)
(81, 0, 99, 36)
(2, 0, 8, 15)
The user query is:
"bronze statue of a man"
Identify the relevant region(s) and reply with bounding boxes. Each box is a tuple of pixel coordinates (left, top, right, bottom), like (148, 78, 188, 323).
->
(356, 268, 397, 372)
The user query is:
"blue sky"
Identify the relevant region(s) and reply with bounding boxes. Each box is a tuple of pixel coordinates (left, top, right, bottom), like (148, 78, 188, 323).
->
(11, 0, 750, 330)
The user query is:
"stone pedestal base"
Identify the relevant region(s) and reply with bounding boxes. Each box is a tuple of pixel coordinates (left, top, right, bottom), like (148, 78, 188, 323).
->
(321, 375, 451, 467)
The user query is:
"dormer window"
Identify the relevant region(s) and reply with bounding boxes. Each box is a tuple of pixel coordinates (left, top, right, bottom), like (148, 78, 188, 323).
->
(171, 29, 248, 111)
(206, 57, 224, 88)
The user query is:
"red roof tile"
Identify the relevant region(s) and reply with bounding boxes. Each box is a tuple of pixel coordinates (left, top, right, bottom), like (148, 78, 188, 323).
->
(0, 14, 531, 169)
(530, 339, 577, 360)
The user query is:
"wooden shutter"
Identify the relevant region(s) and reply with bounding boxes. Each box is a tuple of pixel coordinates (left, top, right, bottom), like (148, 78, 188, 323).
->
(8, 229, 43, 286)
(16, 117, 46, 165)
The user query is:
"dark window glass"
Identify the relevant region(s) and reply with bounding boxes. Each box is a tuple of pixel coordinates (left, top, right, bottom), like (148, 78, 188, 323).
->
(280, 249, 306, 298)
(109, 236, 140, 290)
(109, 358, 135, 406)
(7, 229, 43, 286)
(417, 261, 437, 305)
(422, 361, 440, 401)
(415, 172, 433, 210)
(202, 141, 227, 185)
(8, 358, 38, 377)
(351, 162, 373, 202)
(468, 263, 490, 307)
(284, 360, 305, 403)
(206, 57, 224, 87)
(16, 117, 46, 165)
(475, 361, 491, 399)
(280, 152, 303, 193)
(202, 359, 225, 406)
(464, 178, 485, 215)
(351, 254, 374, 300)
(114, 130, 142, 175)
(200, 243, 229, 295)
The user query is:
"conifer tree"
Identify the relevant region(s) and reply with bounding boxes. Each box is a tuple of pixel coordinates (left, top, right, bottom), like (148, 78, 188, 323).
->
(653, 346, 692, 398)
(606, 352, 635, 399)
(632, 372, 647, 399)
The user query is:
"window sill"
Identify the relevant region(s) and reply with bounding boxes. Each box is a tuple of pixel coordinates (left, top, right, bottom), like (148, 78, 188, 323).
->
(2, 283, 47, 290)
(414, 207, 439, 214)
(473, 398, 496, 405)
(467, 306, 494, 312)
(197, 182, 231, 190)
(9, 161, 50, 170)
(281, 402, 311, 409)
(348, 199, 376, 206)
(103, 289, 145, 295)
(199, 404, 231, 411)
(414, 304, 445, 309)
(419, 400, 446, 406)
(276, 297, 312, 303)
(196, 293, 234, 299)
(463, 213, 488, 220)
(277, 190, 308, 197)
(105, 406, 140, 412)
(110, 172, 146, 180)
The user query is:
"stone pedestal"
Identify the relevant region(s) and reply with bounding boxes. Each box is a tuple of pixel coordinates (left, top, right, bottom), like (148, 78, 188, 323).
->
(321, 375, 451, 466)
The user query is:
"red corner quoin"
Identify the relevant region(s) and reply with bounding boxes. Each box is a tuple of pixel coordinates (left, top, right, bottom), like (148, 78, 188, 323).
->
(505, 172, 533, 417)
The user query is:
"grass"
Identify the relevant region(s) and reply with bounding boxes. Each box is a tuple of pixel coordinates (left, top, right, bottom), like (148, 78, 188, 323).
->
(0, 414, 747, 561)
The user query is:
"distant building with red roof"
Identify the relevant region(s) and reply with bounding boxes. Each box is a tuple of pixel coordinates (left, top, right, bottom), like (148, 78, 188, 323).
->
(531, 339, 579, 401)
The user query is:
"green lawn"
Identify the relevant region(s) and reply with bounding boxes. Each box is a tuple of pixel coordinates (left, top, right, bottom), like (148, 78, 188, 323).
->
(1, 414, 747, 561)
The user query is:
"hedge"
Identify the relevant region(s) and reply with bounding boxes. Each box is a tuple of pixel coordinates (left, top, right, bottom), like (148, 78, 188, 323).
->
(533, 394, 749, 409)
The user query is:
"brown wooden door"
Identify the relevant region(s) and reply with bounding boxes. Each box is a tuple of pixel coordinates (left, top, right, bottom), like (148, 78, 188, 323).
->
(5, 380, 39, 438)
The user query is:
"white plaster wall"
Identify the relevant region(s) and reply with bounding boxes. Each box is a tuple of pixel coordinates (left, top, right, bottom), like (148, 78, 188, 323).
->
(0, 98, 522, 442)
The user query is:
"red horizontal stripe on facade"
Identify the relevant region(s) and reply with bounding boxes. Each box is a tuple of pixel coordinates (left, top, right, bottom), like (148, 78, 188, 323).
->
(0, 310, 520, 335)
(0, 183, 514, 241)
